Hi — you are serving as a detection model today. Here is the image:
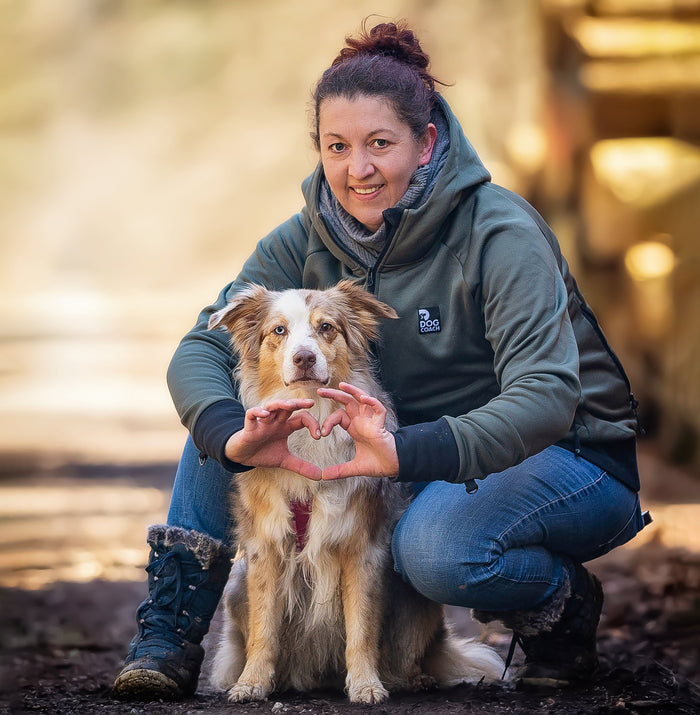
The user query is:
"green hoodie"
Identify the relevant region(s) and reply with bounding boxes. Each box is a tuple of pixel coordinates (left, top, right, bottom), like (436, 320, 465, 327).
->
(167, 96, 640, 491)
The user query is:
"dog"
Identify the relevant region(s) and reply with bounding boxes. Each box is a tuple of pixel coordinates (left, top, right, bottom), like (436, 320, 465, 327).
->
(207, 280, 504, 704)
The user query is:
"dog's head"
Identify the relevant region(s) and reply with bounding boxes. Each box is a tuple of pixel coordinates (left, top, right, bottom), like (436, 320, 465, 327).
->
(209, 280, 398, 397)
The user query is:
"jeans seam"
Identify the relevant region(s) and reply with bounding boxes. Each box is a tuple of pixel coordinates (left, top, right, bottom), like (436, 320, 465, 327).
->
(496, 468, 608, 544)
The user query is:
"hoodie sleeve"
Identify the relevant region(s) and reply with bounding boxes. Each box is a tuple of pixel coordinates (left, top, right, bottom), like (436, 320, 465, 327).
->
(391, 197, 582, 487)
(166, 212, 310, 464)
(393, 418, 461, 483)
(441, 210, 581, 485)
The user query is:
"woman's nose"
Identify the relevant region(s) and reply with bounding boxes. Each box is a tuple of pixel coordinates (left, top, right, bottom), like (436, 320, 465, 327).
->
(348, 149, 374, 180)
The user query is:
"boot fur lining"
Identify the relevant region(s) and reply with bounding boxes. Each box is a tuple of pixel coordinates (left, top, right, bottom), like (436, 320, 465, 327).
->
(472, 569, 571, 636)
(147, 524, 232, 569)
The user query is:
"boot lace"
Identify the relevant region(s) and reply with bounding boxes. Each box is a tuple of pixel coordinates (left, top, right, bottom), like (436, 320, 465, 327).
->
(134, 550, 203, 652)
(503, 633, 520, 679)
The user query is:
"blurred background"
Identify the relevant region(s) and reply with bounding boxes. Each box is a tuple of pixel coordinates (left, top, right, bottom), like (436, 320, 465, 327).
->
(0, 0, 699, 590)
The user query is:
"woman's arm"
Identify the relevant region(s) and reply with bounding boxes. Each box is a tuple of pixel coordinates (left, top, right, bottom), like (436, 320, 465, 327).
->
(440, 220, 581, 483)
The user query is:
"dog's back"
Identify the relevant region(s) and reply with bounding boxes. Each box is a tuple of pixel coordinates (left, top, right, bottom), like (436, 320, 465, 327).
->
(208, 282, 504, 703)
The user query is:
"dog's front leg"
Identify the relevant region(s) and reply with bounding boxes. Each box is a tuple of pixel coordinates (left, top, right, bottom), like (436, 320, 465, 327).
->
(341, 554, 389, 704)
(227, 547, 281, 703)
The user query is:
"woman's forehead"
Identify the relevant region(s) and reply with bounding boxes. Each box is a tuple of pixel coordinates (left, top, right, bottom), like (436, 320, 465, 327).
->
(318, 95, 404, 133)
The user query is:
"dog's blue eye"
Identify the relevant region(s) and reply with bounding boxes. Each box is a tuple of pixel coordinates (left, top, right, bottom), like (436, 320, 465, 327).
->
(273, 325, 286, 335)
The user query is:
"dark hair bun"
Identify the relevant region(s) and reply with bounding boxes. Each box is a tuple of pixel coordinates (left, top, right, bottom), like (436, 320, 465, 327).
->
(334, 21, 433, 89)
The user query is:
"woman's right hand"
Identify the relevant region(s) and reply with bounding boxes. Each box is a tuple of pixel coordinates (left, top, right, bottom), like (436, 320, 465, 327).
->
(224, 399, 323, 480)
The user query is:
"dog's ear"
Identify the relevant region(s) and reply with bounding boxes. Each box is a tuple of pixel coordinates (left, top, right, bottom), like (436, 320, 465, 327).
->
(332, 280, 398, 351)
(208, 284, 271, 355)
(334, 279, 398, 321)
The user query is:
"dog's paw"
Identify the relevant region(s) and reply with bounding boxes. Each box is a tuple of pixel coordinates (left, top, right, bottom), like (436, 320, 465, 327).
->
(347, 680, 389, 704)
(227, 681, 272, 702)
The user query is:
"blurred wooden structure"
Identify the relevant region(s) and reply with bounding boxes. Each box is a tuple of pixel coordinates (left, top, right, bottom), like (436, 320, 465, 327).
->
(538, 0, 700, 471)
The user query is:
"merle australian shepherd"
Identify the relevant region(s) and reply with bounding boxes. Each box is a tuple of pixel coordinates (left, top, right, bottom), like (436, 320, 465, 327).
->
(207, 280, 503, 704)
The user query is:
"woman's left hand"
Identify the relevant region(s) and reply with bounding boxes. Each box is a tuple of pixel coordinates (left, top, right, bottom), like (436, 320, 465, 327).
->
(316, 382, 399, 480)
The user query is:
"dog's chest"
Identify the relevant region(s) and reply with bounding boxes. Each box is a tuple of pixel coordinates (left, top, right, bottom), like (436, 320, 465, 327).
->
(287, 416, 355, 469)
(238, 467, 373, 561)
(236, 395, 380, 556)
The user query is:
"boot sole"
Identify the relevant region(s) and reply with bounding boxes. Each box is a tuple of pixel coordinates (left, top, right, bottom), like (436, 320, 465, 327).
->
(112, 668, 184, 701)
(516, 675, 571, 690)
(516, 664, 598, 690)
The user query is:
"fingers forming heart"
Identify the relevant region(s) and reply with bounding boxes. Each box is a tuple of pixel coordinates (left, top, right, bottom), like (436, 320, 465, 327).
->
(236, 385, 395, 481)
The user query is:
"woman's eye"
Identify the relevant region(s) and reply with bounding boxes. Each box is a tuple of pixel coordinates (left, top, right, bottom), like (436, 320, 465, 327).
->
(329, 142, 346, 153)
(273, 325, 286, 335)
(372, 138, 389, 148)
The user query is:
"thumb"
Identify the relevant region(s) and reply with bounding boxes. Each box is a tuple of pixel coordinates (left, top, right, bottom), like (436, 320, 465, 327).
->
(281, 454, 323, 481)
(321, 461, 356, 481)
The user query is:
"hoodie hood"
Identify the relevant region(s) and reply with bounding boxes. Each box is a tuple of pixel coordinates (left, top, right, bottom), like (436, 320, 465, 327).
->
(302, 94, 491, 269)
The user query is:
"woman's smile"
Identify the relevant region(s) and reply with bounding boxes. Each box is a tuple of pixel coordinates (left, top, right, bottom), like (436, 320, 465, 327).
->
(351, 184, 385, 197)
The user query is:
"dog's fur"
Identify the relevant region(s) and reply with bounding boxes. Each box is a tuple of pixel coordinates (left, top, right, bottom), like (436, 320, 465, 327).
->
(207, 281, 504, 704)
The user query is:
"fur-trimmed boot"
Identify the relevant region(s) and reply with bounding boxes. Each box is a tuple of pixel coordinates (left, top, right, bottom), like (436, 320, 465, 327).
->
(112, 525, 232, 702)
(474, 563, 604, 688)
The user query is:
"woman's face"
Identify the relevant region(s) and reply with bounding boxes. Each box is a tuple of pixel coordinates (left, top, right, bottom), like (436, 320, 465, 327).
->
(318, 95, 437, 232)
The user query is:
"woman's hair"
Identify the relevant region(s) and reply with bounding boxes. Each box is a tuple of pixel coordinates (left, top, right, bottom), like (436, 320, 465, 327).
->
(311, 20, 442, 149)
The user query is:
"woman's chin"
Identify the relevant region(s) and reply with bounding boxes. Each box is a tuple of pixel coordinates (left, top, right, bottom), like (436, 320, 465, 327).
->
(350, 211, 383, 232)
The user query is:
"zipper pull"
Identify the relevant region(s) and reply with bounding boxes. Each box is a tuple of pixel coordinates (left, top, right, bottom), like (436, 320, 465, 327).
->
(630, 393, 645, 436)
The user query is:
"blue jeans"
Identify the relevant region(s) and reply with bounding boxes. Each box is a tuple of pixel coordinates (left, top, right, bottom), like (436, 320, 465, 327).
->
(167, 436, 235, 545)
(392, 445, 644, 611)
(168, 437, 644, 611)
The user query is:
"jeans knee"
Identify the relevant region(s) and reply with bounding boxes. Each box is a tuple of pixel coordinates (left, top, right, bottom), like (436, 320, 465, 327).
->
(391, 507, 441, 588)
(392, 511, 500, 606)
(390, 510, 414, 581)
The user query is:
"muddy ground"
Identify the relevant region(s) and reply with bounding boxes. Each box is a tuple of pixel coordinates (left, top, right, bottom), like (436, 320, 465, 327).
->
(1, 451, 699, 715)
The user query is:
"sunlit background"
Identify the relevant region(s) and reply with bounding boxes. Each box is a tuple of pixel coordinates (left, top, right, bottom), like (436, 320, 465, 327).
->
(1, 0, 699, 589)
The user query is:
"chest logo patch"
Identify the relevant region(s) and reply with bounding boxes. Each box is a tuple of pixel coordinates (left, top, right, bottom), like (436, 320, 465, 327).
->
(418, 306, 441, 334)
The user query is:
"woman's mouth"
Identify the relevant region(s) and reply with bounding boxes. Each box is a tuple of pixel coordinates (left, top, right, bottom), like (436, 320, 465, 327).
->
(351, 184, 384, 197)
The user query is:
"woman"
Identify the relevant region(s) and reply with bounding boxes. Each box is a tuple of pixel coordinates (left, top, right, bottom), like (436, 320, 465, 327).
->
(113, 21, 645, 702)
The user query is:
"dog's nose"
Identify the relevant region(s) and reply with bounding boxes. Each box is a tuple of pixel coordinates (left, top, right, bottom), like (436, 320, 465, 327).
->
(293, 350, 316, 370)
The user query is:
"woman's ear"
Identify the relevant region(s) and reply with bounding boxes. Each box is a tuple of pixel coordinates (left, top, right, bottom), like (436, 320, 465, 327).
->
(418, 123, 438, 167)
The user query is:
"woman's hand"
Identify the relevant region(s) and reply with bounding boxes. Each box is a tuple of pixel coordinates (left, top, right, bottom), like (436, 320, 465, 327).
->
(225, 399, 323, 481)
(317, 382, 399, 480)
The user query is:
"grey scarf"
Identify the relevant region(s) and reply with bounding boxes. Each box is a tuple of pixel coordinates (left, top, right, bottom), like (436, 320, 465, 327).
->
(319, 106, 450, 268)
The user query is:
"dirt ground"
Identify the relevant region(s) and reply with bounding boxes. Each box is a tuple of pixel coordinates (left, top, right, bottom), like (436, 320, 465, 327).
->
(1, 448, 700, 715)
